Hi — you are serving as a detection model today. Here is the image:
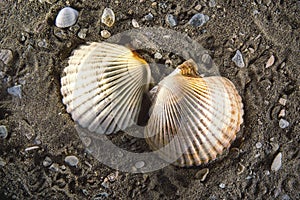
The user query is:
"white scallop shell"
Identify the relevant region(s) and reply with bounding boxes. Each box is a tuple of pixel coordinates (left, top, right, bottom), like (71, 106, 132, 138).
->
(101, 8, 115, 27)
(55, 7, 79, 28)
(61, 42, 151, 134)
(145, 59, 243, 167)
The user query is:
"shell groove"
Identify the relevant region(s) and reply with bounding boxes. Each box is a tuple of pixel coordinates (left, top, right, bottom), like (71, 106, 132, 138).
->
(145, 60, 243, 167)
(61, 42, 151, 134)
(55, 7, 79, 28)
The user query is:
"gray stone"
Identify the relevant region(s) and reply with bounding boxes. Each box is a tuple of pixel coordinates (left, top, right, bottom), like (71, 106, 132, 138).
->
(232, 50, 245, 68)
(65, 155, 79, 167)
(7, 85, 22, 98)
(0, 125, 8, 139)
(188, 13, 209, 27)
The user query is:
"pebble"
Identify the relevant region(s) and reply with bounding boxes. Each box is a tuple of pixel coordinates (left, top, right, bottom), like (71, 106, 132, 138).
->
(219, 183, 226, 189)
(100, 30, 111, 39)
(278, 109, 286, 118)
(188, 13, 209, 27)
(135, 161, 145, 169)
(266, 55, 275, 68)
(165, 59, 172, 67)
(107, 172, 117, 182)
(279, 119, 289, 129)
(0, 125, 8, 139)
(132, 19, 140, 28)
(232, 50, 245, 68)
(82, 189, 89, 196)
(154, 52, 163, 59)
(101, 8, 115, 27)
(64, 155, 79, 167)
(195, 168, 209, 181)
(194, 5, 202, 11)
(78, 28, 88, 39)
(0, 49, 13, 65)
(144, 13, 154, 21)
(49, 163, 59, 172)
(37, 39, 47, 48)
(43, 156, 53, 167)
(165, 14, 177, 27)
(55, 7, 79, 28)
(271, 152, 282, 172)
(208, 0, 216, 7)
(278, 98, 287, 106)
(255, 142, 262, 149)
(101, 179, 109, 188)
(7, 85, 22, 98)
(271, 142, 279, 152)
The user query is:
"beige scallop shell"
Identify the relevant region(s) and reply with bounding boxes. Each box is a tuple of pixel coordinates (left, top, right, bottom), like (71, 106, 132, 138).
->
(61, 42, 151, 134)
(145, 60, 243, 167)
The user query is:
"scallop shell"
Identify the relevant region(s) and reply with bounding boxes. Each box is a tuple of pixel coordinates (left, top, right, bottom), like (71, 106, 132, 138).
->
(61, 42, 151, 134)
(55, 7, 79, 28)
(145, 59, 243, 167)
(101, 8, 115, 27)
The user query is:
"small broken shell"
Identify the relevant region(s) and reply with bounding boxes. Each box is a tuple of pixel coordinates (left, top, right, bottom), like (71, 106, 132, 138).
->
(61, 42, 151, 134)
(0, 49, 13, 65)
(101, 8, 115, 27)
(271, 152, 282, 172)
(265, 55, 275, 68)
(195, 168, 209, 181)
(145, 59, 244, 167)
(55, 7, 79, 28)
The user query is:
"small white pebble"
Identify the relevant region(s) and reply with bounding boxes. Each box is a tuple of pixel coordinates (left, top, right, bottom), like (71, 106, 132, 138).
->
(101, 30, 111, 39)
(255, 142, 262, 149)
(135, 161, 145, 169)
(219, 183, 225, 189)
(43, 156, 53, 167)
(194, 5, 202, 11)
(154, 52, 162, 59)
(132, 19, 140, 28)
(271, 152, 282, 172)
(278, 98, 287, 106)
(279, 119, 289, 129)
(78, 28, 88, 39)
(65, 155, 79, 167)
(278, 109, 286, 118)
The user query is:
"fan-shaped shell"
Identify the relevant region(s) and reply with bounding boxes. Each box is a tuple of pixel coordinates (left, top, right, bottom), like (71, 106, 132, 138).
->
(61, 42, 151, 134)
(55, 7, 79, 28)
(145, 59, 243, 167)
